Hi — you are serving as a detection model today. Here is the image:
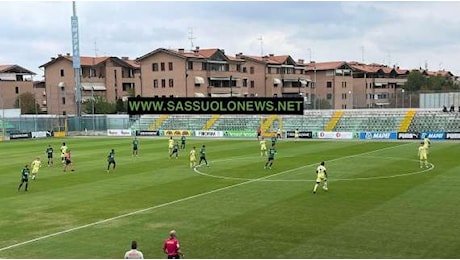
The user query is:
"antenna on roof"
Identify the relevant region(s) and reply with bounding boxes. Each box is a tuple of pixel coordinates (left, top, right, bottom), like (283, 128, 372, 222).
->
(257, 36, 264, 57)
(425, 60, 428, 71)
(360, 46, 364, 63)
(94, 39, 99, 57)
(188, 27, 196, 51)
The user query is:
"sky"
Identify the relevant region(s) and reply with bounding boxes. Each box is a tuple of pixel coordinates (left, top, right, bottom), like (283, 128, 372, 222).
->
(1, 0, 460, 79)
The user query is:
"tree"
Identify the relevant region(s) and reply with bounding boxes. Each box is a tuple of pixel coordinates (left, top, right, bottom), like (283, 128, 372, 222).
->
(404, 70, 426, 91)
(115, 98, 126, 113)
(82, 96, 116, 114)
(15, 92, 40, 114)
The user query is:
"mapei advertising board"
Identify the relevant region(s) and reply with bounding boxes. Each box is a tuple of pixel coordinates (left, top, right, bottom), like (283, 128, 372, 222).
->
(420, 132, 445, 140)
(359, 132, 397, 140)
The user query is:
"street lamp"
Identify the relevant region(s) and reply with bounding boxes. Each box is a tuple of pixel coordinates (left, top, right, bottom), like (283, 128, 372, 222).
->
(91, 86, 95, 133)
(230, 75, 233, 97)
(401, 88, 405, 108)
(0, 96, 5, 141)
(348, 90, 352, 109)
(298, 78, 301, 97)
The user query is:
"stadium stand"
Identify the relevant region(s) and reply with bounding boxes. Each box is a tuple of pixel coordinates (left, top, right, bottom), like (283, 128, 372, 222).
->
(408, 109, 460, 132)
(130, 109, 459, 133)
(333, 109, 406, 132)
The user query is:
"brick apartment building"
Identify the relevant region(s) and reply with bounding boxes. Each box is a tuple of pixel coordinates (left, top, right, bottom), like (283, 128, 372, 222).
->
(136, 47, 312, 99)
(40, 54, 140, 115)
(0, 65, 36, 110)
(305, 61, 409, 109)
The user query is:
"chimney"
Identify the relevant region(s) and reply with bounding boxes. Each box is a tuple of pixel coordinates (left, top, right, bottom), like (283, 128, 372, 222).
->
(269, 53, 274, 57)
(58, 54, 62, 57)
(51, 57, 55, 60)
(221, 49, 225, 54)
(193, 46, 200, 55)
(121, 56, 129, 60)
(298, 59, 304, 64)
(66, 53, 70, 56)
(178, 48, 185, 54)
(235, 52, 243, 58)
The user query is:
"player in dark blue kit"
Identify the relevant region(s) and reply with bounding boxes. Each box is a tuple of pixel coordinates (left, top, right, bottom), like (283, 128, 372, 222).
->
(170, 142, 179, 159)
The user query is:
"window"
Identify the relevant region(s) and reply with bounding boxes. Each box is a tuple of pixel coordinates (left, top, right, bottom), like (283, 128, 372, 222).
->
(236, 64, 241, 72)
(250, 67, 255, 74)
(268, 68, 272, 74)
(122, 83, 134, 91)
(90, 68, 96, 78)
(60, 69, 64, 77)
(169, 79, 174, 88)
(327, 93, 332, 100)
(250, 80, 255, 88)
(15, 86, 19, 94)
(160, 62, 165, 71)
(168, 62, 173, 71)
(341, 81, 347, 88)
(62, 97, 66, 105)
(188, 61, 193, 70)
(242, 67, 247, 73)
(342, 93, 347, 100)
(202, 62, 207, 71)
(327, 81, 332, 88)
(153, 79, 158, 88)
(243, 79, 248, 87)
(161, 79, 166, 88)
(152, 63, 159, 71)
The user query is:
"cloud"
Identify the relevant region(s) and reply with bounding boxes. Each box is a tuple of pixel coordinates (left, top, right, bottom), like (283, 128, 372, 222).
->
(0, 1, 460, 78)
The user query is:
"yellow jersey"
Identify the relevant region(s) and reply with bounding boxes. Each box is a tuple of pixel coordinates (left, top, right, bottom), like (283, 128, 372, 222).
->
(316, 165, 327, 182)
(190, 149, 196, 161)
(168, 139, 174, 148)
(31, 159, 41, 170)
(423, 137, 431, 149)
(60, 145, 68, 155)
(418, 146, 427, 159)
(260, 140, 267, 150)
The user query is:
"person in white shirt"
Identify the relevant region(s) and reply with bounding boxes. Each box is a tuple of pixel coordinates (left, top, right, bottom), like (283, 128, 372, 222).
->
(124, 240, 144, 259)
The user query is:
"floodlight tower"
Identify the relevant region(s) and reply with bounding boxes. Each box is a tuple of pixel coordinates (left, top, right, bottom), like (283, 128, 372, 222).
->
(71, 1, 82, 118)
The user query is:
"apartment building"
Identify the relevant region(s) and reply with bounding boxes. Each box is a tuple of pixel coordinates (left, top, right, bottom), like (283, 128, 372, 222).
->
(0, 65, 36, 110)
(136, 47, 312, 98)
(238, 54, 311, 99)
(305, 61, 409, 109)
(33, 80, 47, 113)
(40, 54, 140, 115)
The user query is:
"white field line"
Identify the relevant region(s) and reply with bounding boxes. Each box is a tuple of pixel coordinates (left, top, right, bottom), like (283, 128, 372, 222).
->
(0, 143, 410, 252)
(193, 155, 435, 182)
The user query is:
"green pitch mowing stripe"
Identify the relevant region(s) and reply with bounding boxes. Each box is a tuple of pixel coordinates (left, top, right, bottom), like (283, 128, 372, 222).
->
(0, 138, 459, 258)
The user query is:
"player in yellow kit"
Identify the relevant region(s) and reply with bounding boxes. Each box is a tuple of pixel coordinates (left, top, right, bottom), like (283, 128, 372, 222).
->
(189, 146, 197, 168)
(168, 137, 174, 154)
(313, 161, 328, 194)
(418, 142, 429, 168)
(423, 136, 431, 154)
(31, 157, 42, 180)
(260, 137, 267, 156)
(60, 142, 68, 164)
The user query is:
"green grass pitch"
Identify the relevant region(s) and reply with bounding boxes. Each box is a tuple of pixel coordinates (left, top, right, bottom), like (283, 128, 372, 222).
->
(0, 137, 459, 258)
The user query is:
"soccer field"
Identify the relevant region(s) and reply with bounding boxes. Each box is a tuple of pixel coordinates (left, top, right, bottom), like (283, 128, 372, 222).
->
(0, 137, 459, 258)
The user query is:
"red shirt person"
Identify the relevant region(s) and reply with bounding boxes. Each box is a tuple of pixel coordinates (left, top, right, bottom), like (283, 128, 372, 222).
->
(163, 230, 183, 259)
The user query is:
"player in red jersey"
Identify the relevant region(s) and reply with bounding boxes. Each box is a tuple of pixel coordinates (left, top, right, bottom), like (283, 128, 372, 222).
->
(163, 230, 183, 259)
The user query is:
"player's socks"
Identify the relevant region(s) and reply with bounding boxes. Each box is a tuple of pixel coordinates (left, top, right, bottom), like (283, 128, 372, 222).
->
(313, 184, 318, 193)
